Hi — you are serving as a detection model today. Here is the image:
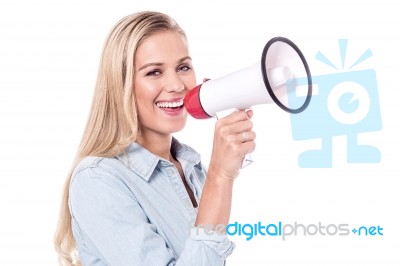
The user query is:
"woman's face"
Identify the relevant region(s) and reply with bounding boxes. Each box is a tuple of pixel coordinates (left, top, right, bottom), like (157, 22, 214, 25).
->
(134, 30, 196, 137)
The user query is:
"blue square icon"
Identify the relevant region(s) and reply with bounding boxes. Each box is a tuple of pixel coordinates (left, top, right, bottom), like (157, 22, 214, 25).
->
(288, 42, 382, 168)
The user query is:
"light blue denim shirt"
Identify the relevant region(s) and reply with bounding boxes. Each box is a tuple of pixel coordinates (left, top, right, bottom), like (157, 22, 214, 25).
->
(69, 138, 235, 265)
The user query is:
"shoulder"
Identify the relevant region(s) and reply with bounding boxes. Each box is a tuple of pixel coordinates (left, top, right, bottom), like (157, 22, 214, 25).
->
(69, 156, 140, 216)
(71, 155, 131, 179)
(73, 156, 114, 174)
(70, 156, 133, 199)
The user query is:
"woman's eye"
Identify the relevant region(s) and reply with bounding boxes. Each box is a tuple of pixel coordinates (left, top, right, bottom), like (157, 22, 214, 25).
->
(178, 65, 191, 72)
(146, 70, 161, 76)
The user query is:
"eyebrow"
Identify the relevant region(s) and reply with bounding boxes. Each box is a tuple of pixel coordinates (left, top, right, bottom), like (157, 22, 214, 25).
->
(137, 56, 192, 71)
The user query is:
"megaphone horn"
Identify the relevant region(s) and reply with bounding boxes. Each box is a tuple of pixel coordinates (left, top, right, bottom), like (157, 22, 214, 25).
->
(184, 36, 313, 119)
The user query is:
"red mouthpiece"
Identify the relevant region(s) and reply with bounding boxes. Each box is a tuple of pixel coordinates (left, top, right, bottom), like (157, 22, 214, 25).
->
(184, 84, 211, 119)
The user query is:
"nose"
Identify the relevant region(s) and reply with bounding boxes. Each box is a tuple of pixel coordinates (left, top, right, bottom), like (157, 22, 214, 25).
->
(164, 71, 185, 93)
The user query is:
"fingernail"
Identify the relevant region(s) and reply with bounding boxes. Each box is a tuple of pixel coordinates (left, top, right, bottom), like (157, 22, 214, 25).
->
(246, 109, 254, 118)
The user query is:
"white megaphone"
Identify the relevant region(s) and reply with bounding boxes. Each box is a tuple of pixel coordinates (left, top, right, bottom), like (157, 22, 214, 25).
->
(184, 37, 312, 119)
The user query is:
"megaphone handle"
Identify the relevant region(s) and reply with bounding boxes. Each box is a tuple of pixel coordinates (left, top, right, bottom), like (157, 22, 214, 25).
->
(241, 153, 254, 168)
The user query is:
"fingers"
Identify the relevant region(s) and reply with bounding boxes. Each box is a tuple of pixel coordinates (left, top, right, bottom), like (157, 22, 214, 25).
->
(240, 141, 256, 157)
(210, 109, 256, 179)
(216, 110, 256, 157)
(215, 110, 255, 146)
(216, 110, 254, 134)
(217, 120, 253, 137)
(218, 110, 252, 125)
(237, 131, 256, 155)
(237, 131, 256, 144)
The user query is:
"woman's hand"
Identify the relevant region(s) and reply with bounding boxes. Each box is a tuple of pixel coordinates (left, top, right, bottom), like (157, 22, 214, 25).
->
(208, 109, 256, 181)
(195, 110, 256, 227)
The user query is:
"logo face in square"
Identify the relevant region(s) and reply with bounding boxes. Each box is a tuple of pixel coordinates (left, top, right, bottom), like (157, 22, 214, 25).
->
(288, 39, 382, 168)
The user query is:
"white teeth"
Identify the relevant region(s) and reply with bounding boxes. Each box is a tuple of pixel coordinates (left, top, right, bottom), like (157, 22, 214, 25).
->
(156, 99, 184, 108)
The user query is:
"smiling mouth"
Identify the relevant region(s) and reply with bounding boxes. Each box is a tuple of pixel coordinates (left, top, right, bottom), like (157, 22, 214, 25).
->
(156, 99, 184, 109)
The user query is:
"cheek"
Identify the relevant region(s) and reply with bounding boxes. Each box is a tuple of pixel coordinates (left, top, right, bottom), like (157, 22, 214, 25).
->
(136, 97, 156, 121)
(184, 75, 197, 89)
(135, 81, 159, 106)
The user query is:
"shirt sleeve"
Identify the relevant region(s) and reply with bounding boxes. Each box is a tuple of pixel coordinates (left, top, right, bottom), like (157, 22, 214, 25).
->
(69, 164, 235, 266)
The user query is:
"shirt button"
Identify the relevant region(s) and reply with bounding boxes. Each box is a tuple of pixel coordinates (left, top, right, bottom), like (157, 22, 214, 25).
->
(166, 168, 174, 175)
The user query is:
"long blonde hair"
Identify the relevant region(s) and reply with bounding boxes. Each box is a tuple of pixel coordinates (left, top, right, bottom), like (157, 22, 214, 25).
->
(54, 11, 187, 266)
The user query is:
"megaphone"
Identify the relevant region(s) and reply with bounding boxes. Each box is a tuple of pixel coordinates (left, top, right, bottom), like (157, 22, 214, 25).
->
(184, 37, 313, 119)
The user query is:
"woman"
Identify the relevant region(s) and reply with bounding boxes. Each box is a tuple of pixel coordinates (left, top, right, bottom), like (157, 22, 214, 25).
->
(54, 11, 256, 266)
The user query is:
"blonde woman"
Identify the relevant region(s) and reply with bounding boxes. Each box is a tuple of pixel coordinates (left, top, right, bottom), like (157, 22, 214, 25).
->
(54, 11, 256, 266)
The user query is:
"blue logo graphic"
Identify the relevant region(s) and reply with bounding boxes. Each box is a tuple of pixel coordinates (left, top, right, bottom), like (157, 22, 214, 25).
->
(289, 39, 382, 168)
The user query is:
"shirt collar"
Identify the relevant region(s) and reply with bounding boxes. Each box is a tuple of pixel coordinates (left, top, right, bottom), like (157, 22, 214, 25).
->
(116, 137, 202, 182)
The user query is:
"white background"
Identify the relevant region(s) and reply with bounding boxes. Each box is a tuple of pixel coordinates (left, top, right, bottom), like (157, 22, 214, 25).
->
(1, 0, 399, 265)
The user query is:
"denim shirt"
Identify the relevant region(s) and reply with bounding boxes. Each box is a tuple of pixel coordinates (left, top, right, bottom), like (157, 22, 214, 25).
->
(69, 138, 235, 265)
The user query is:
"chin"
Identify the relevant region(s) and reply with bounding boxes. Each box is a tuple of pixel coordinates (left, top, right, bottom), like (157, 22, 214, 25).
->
(153, 117, 187, 135)
(166, 122, 187, 134)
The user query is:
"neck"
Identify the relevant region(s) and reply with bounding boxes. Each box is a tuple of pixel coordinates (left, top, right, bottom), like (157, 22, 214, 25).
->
(136, 130, 174, 162)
